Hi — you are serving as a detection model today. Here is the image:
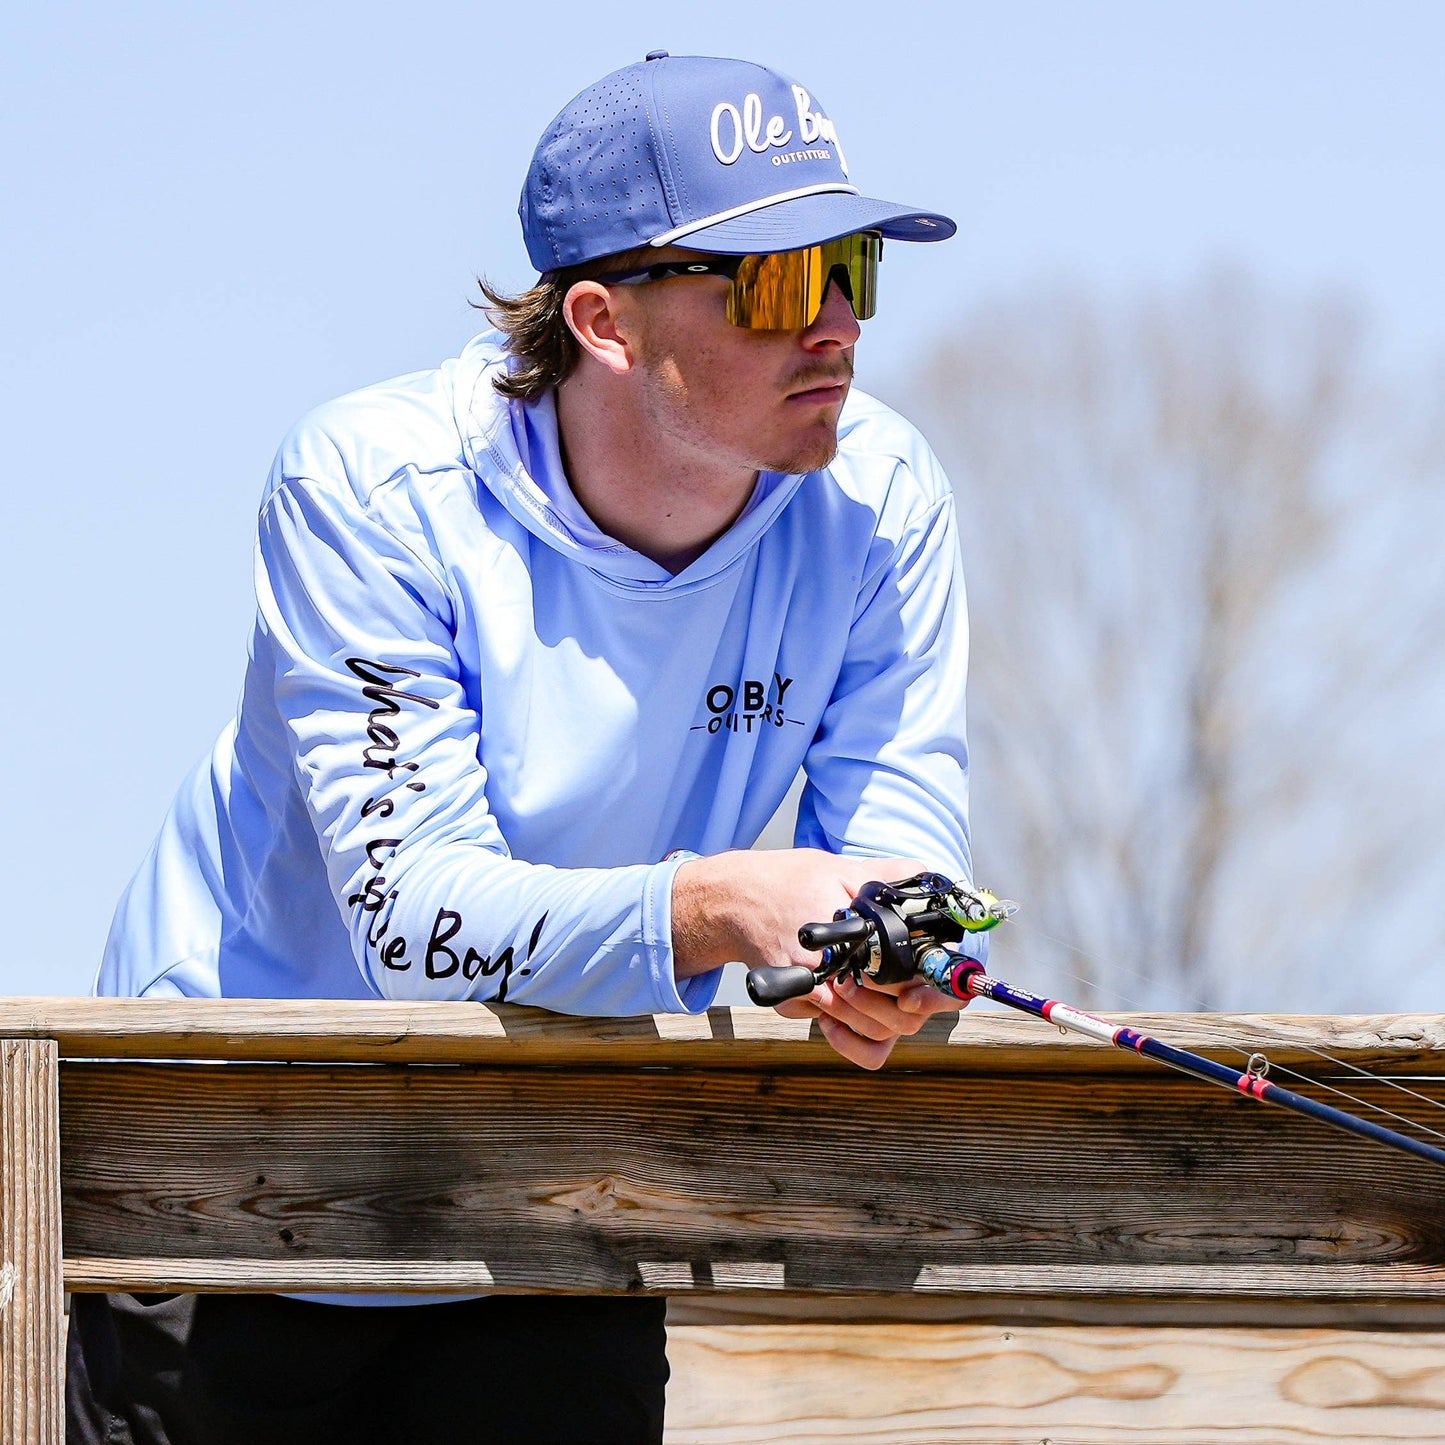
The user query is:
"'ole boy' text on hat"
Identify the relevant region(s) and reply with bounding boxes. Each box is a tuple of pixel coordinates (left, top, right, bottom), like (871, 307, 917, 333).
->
(520, 51, 956, 272)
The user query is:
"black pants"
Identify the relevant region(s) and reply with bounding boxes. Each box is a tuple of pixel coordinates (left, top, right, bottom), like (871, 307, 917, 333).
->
(67, 1292, 669, 1444)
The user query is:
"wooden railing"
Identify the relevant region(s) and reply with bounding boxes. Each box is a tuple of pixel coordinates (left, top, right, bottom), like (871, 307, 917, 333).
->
(3, 998, 1444, 1442)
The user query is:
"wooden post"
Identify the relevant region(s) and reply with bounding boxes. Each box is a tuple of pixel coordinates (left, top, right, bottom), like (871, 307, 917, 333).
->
(1, 1038, 63, 1445)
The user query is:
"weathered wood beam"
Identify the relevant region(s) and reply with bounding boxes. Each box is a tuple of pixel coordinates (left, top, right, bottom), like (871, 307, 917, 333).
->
(664, 1323, 1445, 1443)
(57, 1060, 1445, 1315)
(669, 1290, 1445, 1330)
(3, 997, 1443, 1073)
(1, 1039, 63, 1445)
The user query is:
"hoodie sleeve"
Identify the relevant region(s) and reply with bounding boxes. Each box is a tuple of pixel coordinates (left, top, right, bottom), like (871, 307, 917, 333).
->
(255, 469, 719, 1015)
(794, 445, 987, 961)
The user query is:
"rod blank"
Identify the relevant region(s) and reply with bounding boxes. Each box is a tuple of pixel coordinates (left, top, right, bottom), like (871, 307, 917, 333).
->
(965, 970, 1445, 1170)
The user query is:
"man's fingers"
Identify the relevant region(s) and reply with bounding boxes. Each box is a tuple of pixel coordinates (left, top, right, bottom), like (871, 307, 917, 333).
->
(771, 995, 899, 1065)
(808, 978, 925, 1038)
(773, 989, 912, 1038)
(769, 967, 971, 1070)
(893, 981, 972, 1016)
(772, 997, 823, 1020)
(817, 1015, 897, 1070)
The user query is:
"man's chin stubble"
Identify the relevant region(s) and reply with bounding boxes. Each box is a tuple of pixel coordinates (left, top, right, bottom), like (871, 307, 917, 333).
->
(762, 434, 841, 476)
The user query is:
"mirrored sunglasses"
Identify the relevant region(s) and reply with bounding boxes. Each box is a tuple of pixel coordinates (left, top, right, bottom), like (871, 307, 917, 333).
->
(593, 231, 881, 330)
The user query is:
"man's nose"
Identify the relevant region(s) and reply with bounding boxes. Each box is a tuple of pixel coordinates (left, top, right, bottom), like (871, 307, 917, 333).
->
(803, 275, 862, 347)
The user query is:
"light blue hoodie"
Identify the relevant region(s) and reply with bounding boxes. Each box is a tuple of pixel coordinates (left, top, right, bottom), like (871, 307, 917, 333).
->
(100, 333, 979, 1013)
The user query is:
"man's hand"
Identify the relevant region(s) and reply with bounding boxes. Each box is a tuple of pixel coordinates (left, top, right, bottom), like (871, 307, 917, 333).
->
(773, 972, 968, 1070)
(671, 848, 972, 1069)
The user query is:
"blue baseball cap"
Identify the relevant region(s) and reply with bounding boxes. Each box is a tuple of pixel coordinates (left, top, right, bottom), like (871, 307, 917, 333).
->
(519, 51, 956, 272)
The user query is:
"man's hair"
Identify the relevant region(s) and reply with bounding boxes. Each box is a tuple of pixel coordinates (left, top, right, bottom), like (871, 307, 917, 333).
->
(475, 247, 655, 402)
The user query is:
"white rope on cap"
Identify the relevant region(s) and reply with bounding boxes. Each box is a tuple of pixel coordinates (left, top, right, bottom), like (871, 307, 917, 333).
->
(647, 183, 862, 246)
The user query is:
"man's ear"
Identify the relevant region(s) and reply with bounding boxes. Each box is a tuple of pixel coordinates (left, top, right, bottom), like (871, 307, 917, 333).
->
(563, 281, 635, 377)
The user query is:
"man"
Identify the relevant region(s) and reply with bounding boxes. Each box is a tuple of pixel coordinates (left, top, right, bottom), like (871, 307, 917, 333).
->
(68, 51, 984, 1445)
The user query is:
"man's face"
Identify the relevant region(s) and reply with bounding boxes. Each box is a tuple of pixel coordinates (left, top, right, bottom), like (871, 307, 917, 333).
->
(617, 247, 862, 478)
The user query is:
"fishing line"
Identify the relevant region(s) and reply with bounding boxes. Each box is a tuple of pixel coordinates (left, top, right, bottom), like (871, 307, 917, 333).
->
(746, 873, 1445, 1165)
(1011, 916, 1445, 1142)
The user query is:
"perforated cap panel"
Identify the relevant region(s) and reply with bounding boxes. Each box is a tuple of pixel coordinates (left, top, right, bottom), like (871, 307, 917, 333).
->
(521, 66, 673, 271)
(517, 54, 956, 273)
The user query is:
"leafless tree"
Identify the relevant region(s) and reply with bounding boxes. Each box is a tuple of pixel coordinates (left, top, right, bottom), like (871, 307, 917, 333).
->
(891, 271, 1445, 1011)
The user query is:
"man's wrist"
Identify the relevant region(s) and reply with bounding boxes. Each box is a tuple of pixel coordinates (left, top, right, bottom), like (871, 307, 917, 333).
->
(669, 851, 742, 979)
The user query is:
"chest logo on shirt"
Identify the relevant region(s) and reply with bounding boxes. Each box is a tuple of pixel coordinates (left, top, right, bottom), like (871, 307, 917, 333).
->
(690, 672, 802, 736)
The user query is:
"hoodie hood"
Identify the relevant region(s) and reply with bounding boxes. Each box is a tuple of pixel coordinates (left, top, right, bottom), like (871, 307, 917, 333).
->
(450, 332, 807, 590)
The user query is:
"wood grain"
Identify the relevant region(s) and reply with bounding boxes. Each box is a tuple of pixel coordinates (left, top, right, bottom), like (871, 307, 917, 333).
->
(2, 996, 1443, 1072)
(1, 1039, 63, 1445)
(57, 1060, 1445, 1310)
(9, 999, 1445, 1438)
(664, 1323, 1445, 1442)
(667, 1290, 1445, 1330)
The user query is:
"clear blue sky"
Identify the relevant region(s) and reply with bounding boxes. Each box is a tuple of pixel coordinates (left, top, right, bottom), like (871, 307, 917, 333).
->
(3, 0, 1442, 996)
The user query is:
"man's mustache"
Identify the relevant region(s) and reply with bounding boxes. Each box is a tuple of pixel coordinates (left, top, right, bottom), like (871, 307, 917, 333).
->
(786, 358, 854, 394)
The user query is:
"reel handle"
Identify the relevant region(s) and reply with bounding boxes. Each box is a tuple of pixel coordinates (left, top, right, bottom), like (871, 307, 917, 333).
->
(797, 915, 872, 952)
(745, 964, 822, 1006)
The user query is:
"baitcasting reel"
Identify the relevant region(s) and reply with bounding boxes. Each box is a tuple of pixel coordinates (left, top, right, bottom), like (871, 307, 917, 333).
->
(745, 872, 1017, 1006)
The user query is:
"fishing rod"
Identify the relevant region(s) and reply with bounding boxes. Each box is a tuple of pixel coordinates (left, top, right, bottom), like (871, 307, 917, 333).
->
(744, 872, 1445, 1170)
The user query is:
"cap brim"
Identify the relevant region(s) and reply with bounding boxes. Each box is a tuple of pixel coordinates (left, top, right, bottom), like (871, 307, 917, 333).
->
(667, 191, 956, 253)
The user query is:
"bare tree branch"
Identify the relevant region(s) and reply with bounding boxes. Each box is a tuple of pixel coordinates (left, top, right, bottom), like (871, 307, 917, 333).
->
(891, 271, 1445, 1010)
